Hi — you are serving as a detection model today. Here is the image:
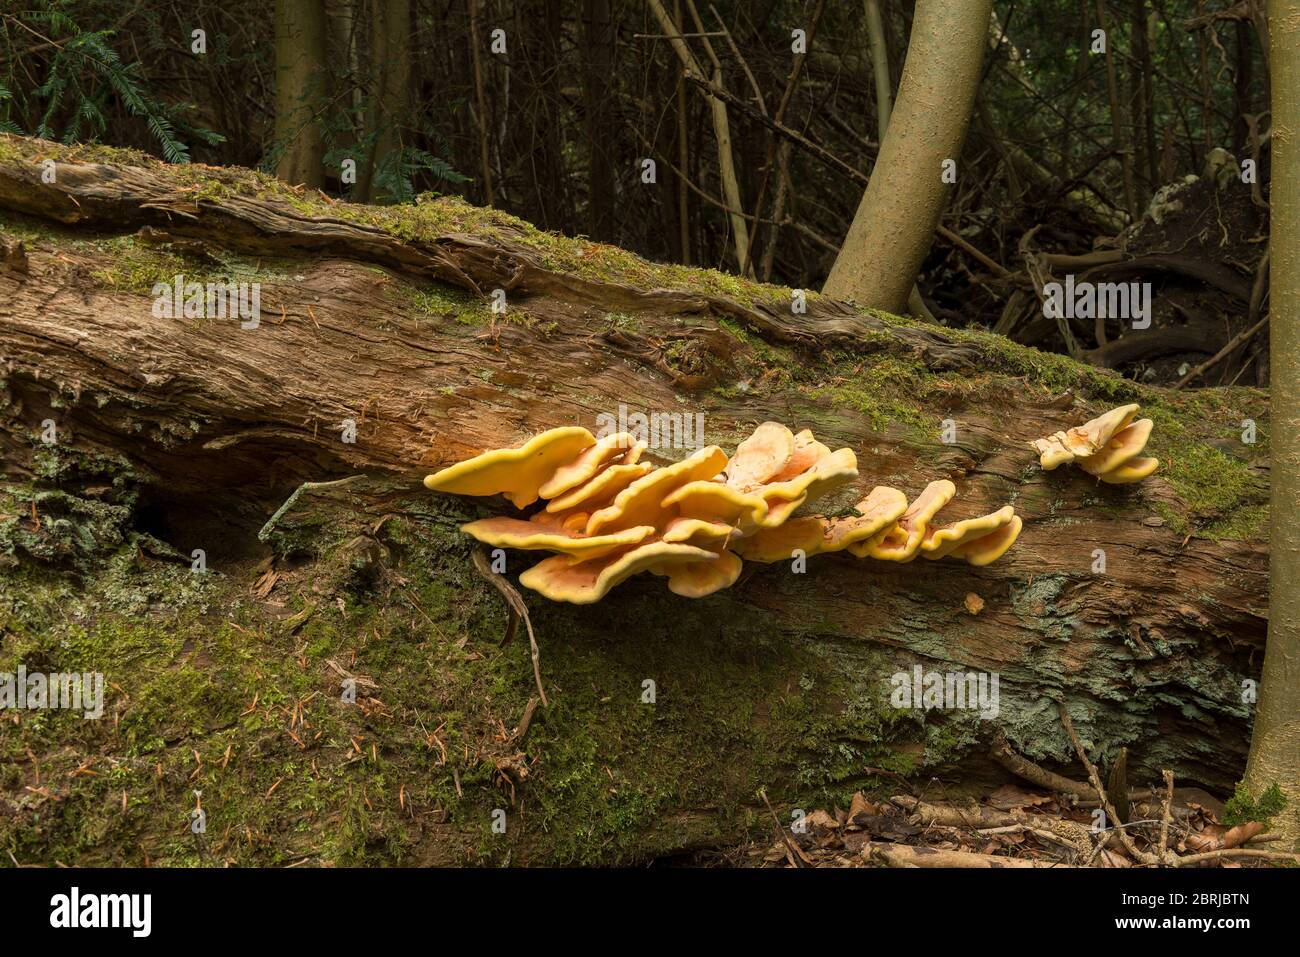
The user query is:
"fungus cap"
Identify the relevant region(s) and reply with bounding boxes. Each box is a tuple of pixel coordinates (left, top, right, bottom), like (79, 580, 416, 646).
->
(770, 430, 831, 482)
(518, 541, 717, 604)
(756, 446, 859, 522)
(950, 513, 1023, 566)
(1077, 419, 1153, 477)
(544, 461, 653, 513)
(921, 505, 1018, 559)
(423, 426, 596, 508)
(661, 481, 769, 534)
(735, 486, 908, 562)
(1098, 456, 1160, 484)
(655, 549, 743, 598)
(459, 516, 656, 559)
(585, 445, 728, 535)
(537, 432, 645, 499)
(726, 422, 795, 489)
(661, 516, 737, 549)
(853, 480, 956, 561)
(1033, 404, 1141, 470)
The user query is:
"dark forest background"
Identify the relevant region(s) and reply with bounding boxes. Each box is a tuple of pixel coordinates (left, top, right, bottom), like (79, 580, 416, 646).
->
(0, 0, 1274, 385)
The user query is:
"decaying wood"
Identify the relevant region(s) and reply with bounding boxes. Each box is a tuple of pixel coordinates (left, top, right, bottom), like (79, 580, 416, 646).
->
(0, 138, 1269, 794)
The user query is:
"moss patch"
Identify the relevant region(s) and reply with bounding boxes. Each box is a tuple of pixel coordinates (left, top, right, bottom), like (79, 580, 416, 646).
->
(1, 488, 968, 866)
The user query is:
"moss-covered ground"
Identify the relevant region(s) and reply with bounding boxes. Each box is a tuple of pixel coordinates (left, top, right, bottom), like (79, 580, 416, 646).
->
(2, 478, 995, 866)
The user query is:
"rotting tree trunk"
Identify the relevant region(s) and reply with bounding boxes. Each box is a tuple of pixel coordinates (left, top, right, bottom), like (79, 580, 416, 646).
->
(824, 0, 992, 312)
(273, 0, 329, 188)
(0, 139, 1272, 857)
(1244, 0, 1300, 848)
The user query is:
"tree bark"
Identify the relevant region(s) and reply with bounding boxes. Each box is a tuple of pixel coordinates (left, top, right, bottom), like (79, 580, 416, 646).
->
(1244, 0, 1300, 848)
(823, 0, 992, 312)
(0, 138, 1271, 807)
(273, 0, 329, 188)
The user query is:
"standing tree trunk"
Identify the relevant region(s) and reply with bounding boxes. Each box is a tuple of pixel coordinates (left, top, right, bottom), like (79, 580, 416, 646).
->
(356, 0, 412, 203)
(468, 0, 495, 207)
(864, 0, 892, 141)
(823, 0, 991, 312)
(863, 0, 935, 323)
(1096, 0, 1138, 222)
(325, 0, 363, 190)
(646, 0, 750, 273)
(584, 0, 616, 242)
(274, 0, 328, 188)
(1244, 0, 1300, 848)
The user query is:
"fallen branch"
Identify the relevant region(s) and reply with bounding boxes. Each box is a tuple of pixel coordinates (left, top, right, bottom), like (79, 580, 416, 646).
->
(873, 844, 1063, 868)
(258, 474, 367, 542)
(990, 729, 1097, 799)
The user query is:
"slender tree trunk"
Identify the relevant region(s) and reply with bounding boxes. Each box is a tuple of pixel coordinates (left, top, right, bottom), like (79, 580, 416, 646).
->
(274, 0, 328, 188)
(356, 0, 412, 203)
(823, 0, 991, 312)
(1244, 0, 1300, 848)
(469, 0, 495, 206)
(1232, 18, 1254, 155)
(1097, 0, 1138, 221)
(646, 0, 750, 273)
(325, 0, 361, 156)
(675, 0, 692, 266)
(584, 0, 616, 242)
(864, 0, 891, 141)
(864, 0, 935, 322)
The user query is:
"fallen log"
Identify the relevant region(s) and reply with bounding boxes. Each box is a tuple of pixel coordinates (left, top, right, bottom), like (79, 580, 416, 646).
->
(0, 135, 1271, 864)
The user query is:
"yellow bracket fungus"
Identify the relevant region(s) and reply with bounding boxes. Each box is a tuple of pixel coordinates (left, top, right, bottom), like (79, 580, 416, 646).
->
(920, 505, 1021, 563)
(653, 548, 743, 598)
(585, 445, 728, 535)
(544, 461, 653, 513)
(537, 432, 645, 499)
(424, 421, 1023, 603)
(735, 486, 908, 562)
(423, 426, 596, 508)
(519, 541, 718, 604)
(851, 480, 956, 562)
(661, 481, 770, 534)
(459, 516, 657, 560)
(1032, 404, 1159, 484)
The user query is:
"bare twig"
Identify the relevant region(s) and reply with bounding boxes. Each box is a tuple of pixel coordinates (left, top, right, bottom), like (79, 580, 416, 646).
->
(472, 548, 548, 707)
(759, 788, 806, 868)
(258, 474, 367, 542)
(1058, 701, 1154, 864)
(1158, 769, 1176, 865)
